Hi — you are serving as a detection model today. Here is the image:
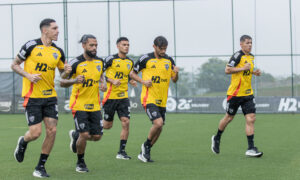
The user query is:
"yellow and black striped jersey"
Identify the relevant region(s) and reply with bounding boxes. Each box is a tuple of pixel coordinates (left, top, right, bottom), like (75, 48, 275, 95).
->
(134, 52, 176, 108)
(68, 55, 104, 112)
(102, 54, 134, 103)
(227, 50, 254, 97)
(17, 38, 65, 101)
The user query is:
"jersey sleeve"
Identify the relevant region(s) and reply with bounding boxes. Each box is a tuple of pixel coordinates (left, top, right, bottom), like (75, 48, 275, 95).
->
(57, 47, 66, 69)
(17, 40, 37, 61)
(133, 54, 149, 73)
(103, 55, 114, 71)
(227, 52, 242, 67)
(169, 56, 176, 77)
(68, 58, 79, 79)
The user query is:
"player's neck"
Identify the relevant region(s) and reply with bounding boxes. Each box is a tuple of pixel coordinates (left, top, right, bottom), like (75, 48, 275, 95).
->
(241, 49, 250, 55)
(118, 52, 126, 59)
(83, 53, 93, 61)
(154, 52, 162, 59)
(41, 35, 52, 47)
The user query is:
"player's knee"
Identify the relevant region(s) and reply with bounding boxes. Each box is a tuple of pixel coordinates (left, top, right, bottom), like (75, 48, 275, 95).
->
(121, 118, 130, 129)
(46, 126, 57, 136)
(246, 115, 256, 124)
(103, 122, 112, 129)
(80, 132, 90, 139)
(29, 127, 42, 139)
(225, 114, 234, 123)
(153, 119, 164, 129)
(92, 135, 102, 141)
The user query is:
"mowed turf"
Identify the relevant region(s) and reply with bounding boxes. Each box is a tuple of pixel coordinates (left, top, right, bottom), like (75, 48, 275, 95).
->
(0, 113, 299, 180)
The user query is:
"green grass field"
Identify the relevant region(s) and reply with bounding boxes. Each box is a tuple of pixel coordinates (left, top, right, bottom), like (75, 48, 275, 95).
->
(0, 113, 299, 180)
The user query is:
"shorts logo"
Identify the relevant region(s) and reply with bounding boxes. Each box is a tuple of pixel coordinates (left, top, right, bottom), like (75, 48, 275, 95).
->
(96, 65, 101, 72)
(228, 108, 234, 113)
(29, 116, 35, 122)
(104, 114, 109, 120)
(151, 111, 157, 117)
(52, 52, 58, 60)
(79, 123, 85, 129)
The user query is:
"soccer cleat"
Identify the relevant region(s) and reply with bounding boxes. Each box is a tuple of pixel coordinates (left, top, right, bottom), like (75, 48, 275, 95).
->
(69, 130, 79, 153)
(116, 151, 132, 160)
(14, 136, 27, 163)
(76, 161, 89, 173)
(245, 147, 263, 157)
(33, 166, 50, 178)
(211, 135, 220, 154)
(138, 143, 153, 163)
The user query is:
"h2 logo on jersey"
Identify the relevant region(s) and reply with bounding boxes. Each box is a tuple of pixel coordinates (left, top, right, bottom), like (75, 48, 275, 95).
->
(35, 63, 47, 72)
(152, 76, 161, 83)
(115, 72, 124, 79)
(35, 63, 55, 72)
(82, 79, 94, 87)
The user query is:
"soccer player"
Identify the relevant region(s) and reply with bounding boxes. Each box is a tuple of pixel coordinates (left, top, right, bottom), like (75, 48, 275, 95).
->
(11, 18, 71, 178)
(130, 36, 179, 162)
(60, 34, 106, 173)
(211, 35, 263, 157)
(102, 37, 137, 160)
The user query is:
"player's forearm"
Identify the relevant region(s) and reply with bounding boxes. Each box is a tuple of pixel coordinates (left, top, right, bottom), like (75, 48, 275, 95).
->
(129, 71, 143, 84)
(11, 62, 30, 78)
(172, 73, 179, 83)
(60, 71, 70, 79)
(225, 66, 245, 74)
(60, 78, 77, 88)
(105, 76, 114, 84)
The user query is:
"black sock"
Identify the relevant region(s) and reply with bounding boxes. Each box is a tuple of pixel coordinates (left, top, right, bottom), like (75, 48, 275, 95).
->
(247, 134, 254, 149)
(119, 140, 127, 153)
(215, 129, 223, 140)
(37, 154, 49, 167)
(77, 153, 84, 163)
(144, 138, 151, 148)
(21, 137, 28, 147)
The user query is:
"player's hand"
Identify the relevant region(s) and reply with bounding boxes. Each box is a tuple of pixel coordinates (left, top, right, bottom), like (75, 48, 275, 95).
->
(142, 80, 152, 88)
(129, 80, 137, 87)
(26, 73, 42, 84)
(113, 79, 121, 87)
(243, 62, 251, 71)
(172, 65, 179, 74)
(76, 75, 85, 83)
(100, 83, 107, 92)
(253, 69, 261, 76)
(64, 64, 72, 74)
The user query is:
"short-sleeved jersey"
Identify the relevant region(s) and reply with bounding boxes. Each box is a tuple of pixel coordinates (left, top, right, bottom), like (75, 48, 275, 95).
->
(68, 55, 104, 112)
(102, 54, 134, 103)
(227, 50, 254, 97)
(17, 38, 65, 99)
(134, 52, 176, 108)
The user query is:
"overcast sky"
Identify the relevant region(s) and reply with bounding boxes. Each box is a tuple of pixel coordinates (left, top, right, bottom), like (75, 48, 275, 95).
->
(0, 0, 300, 77)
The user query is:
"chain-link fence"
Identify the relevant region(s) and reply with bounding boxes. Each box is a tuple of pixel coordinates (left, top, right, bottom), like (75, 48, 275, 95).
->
(1, 0, 300, 113)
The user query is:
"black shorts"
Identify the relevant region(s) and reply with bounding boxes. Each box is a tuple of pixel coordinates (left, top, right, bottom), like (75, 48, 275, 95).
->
(73, 111, 103, 135)
(25, 97, 58, 126)
(103, 98, 130, 121)
(226, 95, 256, 116)
(145, 104, 166, 123)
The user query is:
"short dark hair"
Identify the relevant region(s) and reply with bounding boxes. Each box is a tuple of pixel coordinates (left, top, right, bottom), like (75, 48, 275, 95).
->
(79, 34, 96, 44)
(116, 37, 129, 44)
(40, 18, 56, 31)
(154, 36, 168, 47)
(240, 35, 252, 42)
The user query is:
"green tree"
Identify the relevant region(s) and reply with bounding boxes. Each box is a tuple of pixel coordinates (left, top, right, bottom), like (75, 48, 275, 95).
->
(196, 58, 230, 92)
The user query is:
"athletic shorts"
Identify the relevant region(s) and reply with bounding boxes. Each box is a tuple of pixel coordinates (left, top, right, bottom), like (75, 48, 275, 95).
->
(145, 103, 166, 123)
(226, 95, 256, 116)
(103, 98, 130, 121)
(73, 110, 103, 135)
(24, 97, 58, 126)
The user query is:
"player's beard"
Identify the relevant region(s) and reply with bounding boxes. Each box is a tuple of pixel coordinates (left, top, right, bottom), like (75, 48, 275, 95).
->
(86, 50, 97, 58)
